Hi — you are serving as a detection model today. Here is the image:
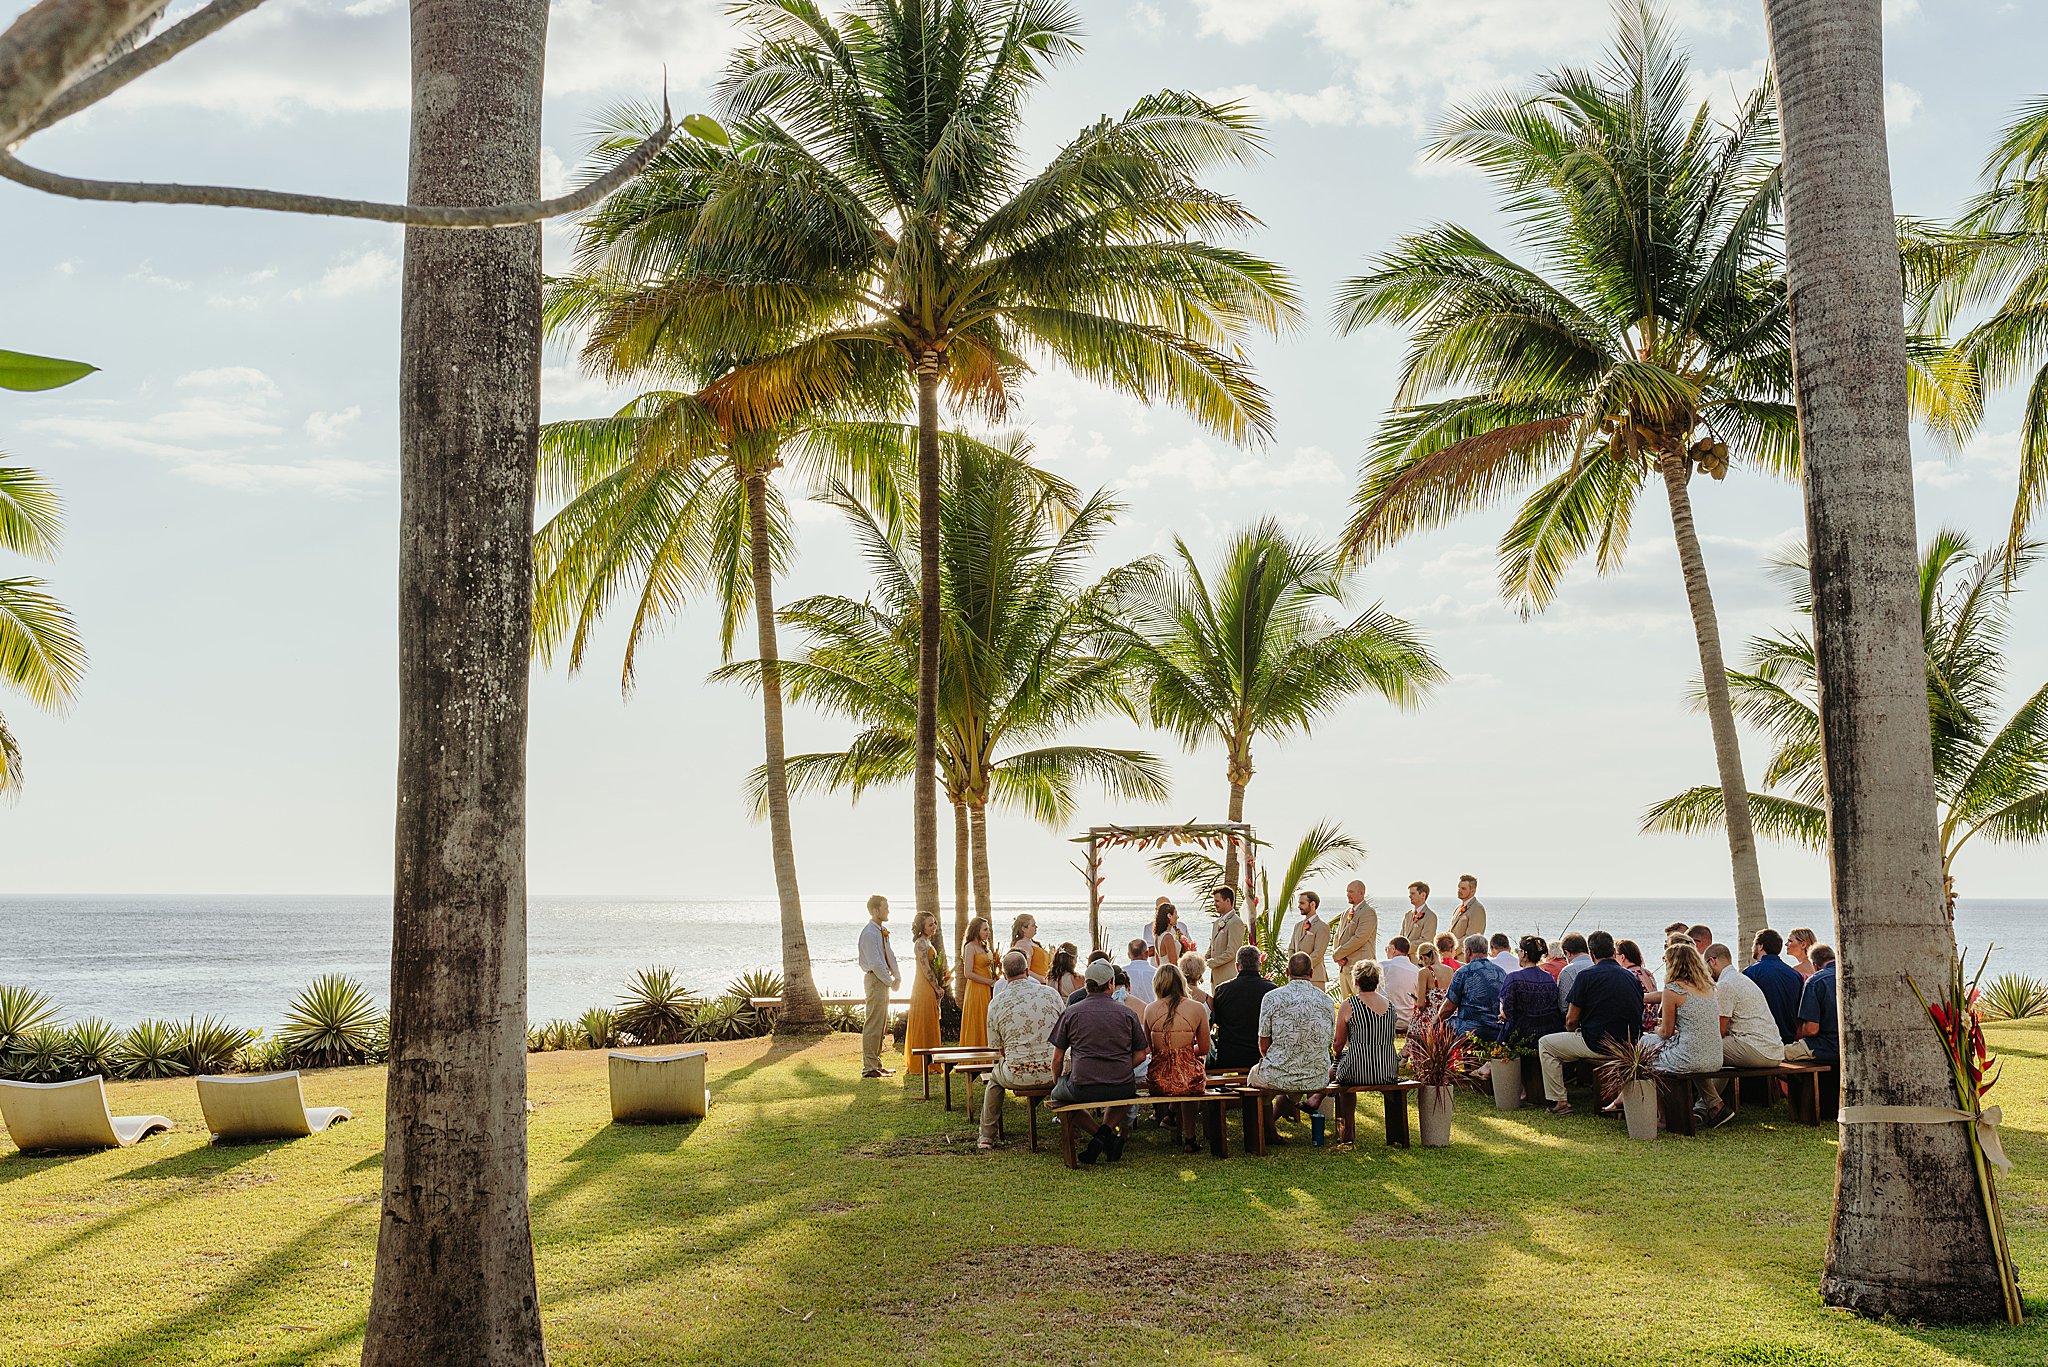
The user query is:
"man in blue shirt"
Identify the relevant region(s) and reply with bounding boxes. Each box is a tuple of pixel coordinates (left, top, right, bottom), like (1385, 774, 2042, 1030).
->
(1789, 944, 1840, 1062)
(1538, 930, 1644, 1115)
(1439, 934, 1505, 1043)
(1744, 928, 1806, 1045)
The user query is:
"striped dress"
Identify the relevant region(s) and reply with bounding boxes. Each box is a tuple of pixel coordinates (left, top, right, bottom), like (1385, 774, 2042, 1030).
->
(1333, 997, 1400, 1086)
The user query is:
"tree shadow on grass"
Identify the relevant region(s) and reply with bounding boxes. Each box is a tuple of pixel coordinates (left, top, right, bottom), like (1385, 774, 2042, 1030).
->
(111, 1137, 281, 1182)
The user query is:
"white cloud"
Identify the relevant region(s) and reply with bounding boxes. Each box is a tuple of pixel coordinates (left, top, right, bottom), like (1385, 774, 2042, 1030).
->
(1915, 429, 2019, 490)
(125, 259, 192, 291)
(305, 405, 363, 444)
(1122, 438, 1343, 492)
(296, 247, 398, 301)
(1886, 81, 1923, 130)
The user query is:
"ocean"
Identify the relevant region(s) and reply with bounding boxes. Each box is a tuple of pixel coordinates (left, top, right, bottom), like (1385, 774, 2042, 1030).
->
(2, 893, 2043, 1030)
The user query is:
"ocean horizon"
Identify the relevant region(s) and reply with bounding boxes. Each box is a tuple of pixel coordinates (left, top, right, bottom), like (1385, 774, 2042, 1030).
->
(3, 892, 2042, 1030)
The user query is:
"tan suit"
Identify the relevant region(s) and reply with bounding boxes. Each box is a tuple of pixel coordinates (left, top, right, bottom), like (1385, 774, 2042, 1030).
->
(1286, 913, 1332, 987)
(1330, 899, 1378, 978)
(1447, 897, 1487, 943)
(1206, 913, 1248, 987)
(1400, 905, 1437, 947)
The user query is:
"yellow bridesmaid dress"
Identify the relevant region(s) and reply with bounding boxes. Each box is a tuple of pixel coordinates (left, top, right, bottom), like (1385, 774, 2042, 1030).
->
(958, 946, 994, 1048)
(1029, 941, 1051, 981)
(903, 937, 943, 1075)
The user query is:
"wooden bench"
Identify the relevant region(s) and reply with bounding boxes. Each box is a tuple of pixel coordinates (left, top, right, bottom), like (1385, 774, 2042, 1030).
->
(1233, 1082, 1422, 1154)
(1049, 1092, 1233, 1169)
(984, 1081, 1055, 1151)
(909, 1047, 997, 1102)
(1659, 1061, 1837, 1136)
(950, 1060, 995, 1112)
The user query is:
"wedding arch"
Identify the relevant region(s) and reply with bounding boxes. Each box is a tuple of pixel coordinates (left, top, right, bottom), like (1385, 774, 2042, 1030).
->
(1070, 819, 1259, 952)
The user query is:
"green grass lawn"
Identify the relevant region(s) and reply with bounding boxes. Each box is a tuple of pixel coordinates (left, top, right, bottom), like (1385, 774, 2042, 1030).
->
(6, 1025, 2048, 1366)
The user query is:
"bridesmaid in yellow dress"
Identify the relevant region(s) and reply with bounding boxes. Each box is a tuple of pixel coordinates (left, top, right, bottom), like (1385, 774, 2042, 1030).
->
(903, 910, 945, 1077)
(1011, 913, 1051, 982)
(957, 917, 996, 1048)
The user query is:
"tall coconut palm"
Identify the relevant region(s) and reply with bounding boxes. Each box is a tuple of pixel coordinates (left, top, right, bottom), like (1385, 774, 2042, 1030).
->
(0, 462, 85, 796)
(1334, 3, 1790, 942)
(1106, 519, 1444, 892)
(578, 0, 1300, 936)
(726, 436, 1168, 938)
(1646, 531, 2048, 917)
(533, 389, 913, 1032)
(1763, 0, 2008, 1322)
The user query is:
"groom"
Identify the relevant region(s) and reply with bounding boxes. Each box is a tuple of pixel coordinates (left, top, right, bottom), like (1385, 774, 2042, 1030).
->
(1204, 885, 1249, 988)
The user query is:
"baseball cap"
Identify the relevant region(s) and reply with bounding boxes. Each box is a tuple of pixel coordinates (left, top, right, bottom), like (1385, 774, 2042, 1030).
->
(1084, 958, 1116, 987)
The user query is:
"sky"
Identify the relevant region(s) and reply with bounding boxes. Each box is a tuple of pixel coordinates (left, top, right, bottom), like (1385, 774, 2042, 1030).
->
(1, 0, 2044, 907)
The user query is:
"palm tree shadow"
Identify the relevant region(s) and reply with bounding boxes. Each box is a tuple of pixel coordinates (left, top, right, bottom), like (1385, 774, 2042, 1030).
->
(111, 1138, 278, 1182)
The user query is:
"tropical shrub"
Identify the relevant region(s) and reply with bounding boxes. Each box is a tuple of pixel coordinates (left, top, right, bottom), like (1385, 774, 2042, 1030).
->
(1981, 973, 2048, 1021)
(237, 1033, 293, 1074)
(0, 984, 59, 1053)
(727, 969, 783, 1003)
(687, 996, 751, 1043)
(542, 1019, 576, 1053)
(5, 1025, 72, 1081)
(576, 1007, 620, 1051)
(64, 1017, 121, 1079)
(279, 974, 383, 1068)
(525, 1023, 552, 1053)
(825, 1004, 864, 1034)
(615, 967, 698, 1046)
(171, 1016, 253, 1077)
(118, 1019, 187, 1078)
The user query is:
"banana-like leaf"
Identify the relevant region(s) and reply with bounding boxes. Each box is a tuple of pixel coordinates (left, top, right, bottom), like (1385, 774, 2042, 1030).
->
(0, 350, 97, 393)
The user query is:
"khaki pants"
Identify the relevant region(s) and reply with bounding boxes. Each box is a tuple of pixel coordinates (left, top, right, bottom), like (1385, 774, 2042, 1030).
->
(862, 970, 892, 1072)
(1538, 1030, 1603, 1102)
(1783, 1040, 1813, 1061)
(1702, 1037, 1785, 1105)
(1247, 1061, 1331, 1117)
(978, 1066, 1045, 1140)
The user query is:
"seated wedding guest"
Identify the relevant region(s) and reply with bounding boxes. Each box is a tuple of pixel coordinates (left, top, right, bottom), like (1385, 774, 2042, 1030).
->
(1049, 959, 1150, 1164)
(1500, 936, 1565, 1048)
(1435, 932, 1462, 968)
(1650, 940, 1723, 1081)
(1439, 935, 1505, 1043)
(1047, 943, 1083, 1001)
(1697, 942, 1785, 1127)
(1125, 939, 1157, 1004)
(1381, 936, 1421, 1029)
(1011, 913, 1050, 982)
(1787, 927, 1819, 977)
(976, 951, 1065, 1151)
(1786, 944, 1838, 1061)
(1209, 945, 1274, 1069)
(1179, 951, 1211, 1008)
(1615, 939, 1661, 1034)
(1413, 941, 1454, 1025)
(1539, 942, 1568, 978)
(1250, 953, 1338, 1143)
(1538, 931, 1644, 1115)
(1488, 933, 1518, 975)
(1070, 950, 1113, 1005)
(1143, 961, 1212, 1154)
(1687, 924, 1714, 957)
(1745, 929, 1805, 1045)
(1554, 934, 1594, 999)
(1326, 960, 1400, 1092)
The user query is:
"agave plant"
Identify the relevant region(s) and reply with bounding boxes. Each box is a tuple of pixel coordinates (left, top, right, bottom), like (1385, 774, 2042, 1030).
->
(825, 1004, 865, 1034)
(687, 996, 752, 1044)
(525, 1024, 552, 1054)
(4, 1024, 73, 1082)
(279, 974, 383, 1068)
(0, 984, 58, 1052)
(64, 1017, 121, 1079)
(542, 1019, 576, 1053)
(172, 1017, 253, 1077)
(236, 1033, 293, 1074)
(118, 1019, 187, 1079)
(615, 967, 699, 1046)
(576, 1007, 620, 1051)
(727, 969, 784, 1004)
(1980, 973, 2048, 1022)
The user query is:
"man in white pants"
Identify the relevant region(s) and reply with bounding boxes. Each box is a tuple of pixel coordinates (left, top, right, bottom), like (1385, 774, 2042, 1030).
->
(978, 951, 1064, 1149)
(858, 894, 900, 1077)
(1701, 942, 1785, 1125)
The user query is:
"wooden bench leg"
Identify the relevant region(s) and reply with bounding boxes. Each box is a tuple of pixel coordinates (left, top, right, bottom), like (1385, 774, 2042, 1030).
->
(993, 1083, 1006, 1141)
(943, 1066, 955, 1111)
(1027, 1096, 1040, 1152)
(1337, 1091, 1357, 1146)
(1384, 1088, 1411, 1148)
(1061, 1112, 1078, 1169)
(1207, 1099, 1228, 1158)
(1788, 1072, 1817, 1126)
(922, 1058, 932, 1101)
(1659, 1078, 1696, 1137)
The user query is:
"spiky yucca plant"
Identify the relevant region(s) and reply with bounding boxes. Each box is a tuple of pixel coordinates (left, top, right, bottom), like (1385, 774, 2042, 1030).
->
(615, 967, 699, 1046)
(0, 983, 58, 1052)
(1980, 973, 2048, 1022)
(5, 1024, 71, 1081)
(64, 1016, 120, 1079)
(172, 1017, 253, 1077)
(279, 975, 384, 1068)
(118, 1019, 186, 1079)
(576, 1007, 620, 1051)
(826, 1005, 865, 1034)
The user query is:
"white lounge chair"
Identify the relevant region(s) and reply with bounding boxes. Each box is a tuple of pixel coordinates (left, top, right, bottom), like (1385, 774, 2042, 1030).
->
(0, 1075, 174, 1153)
(195, 1072, 352, 1142)
(608, 1048, 709, 1124)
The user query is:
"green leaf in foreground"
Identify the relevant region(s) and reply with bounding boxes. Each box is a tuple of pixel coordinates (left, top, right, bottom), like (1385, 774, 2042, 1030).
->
(0, 350, 97, 393)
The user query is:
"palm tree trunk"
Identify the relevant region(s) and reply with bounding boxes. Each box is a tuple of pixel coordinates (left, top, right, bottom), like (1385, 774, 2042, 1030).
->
(745, 470, 825, 1032)
(952, 798, 970, 958)
(1765, 0, 2005, 1320)
(1658, 455, 1769, 945)
(969, 801, 992, 922)
(364, 3, 546, 1360)
(1220, 772, 1248, 891)
(912, 356, 943, 938)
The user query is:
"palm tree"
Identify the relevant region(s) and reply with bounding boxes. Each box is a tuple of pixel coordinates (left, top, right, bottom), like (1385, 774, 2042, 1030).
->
(1646, 531, 2048, 917)
(0, 462, 85, 796)
(1332, 2, 1787, 942)
(533, 389, 914, 1033)
(1107, 519, 1444, 892)
(1764, 0, 2007, 1322)
(582, 0, 1300, 937)
(727, 436, 1169, 938)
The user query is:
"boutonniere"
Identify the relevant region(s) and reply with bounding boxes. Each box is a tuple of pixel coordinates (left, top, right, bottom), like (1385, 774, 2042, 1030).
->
(879, 926, 891, 936)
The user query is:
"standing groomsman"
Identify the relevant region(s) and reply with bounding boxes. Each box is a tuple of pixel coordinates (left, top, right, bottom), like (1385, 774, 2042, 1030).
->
(1287, 890, 1333, 987)
(1330, 880, 1377, 982)
(1400, 881, 1437, 945)
(1205, 885, 1249, 988)
(1447, 874, 1487, 941)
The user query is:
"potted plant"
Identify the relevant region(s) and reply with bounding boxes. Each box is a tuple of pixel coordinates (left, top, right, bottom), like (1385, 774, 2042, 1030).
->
(1484, 1038, 1533, 1111)
(1598, 1036, 1661, 1140)
(1404, 1024, 1465, 1146)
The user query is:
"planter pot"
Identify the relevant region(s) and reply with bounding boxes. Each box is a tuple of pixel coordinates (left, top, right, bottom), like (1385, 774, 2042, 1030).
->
(1621, 1078, 1658, 1141)
(1489, 1058, 1523, 1111)
(1418, 1084, 1454, 1147)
